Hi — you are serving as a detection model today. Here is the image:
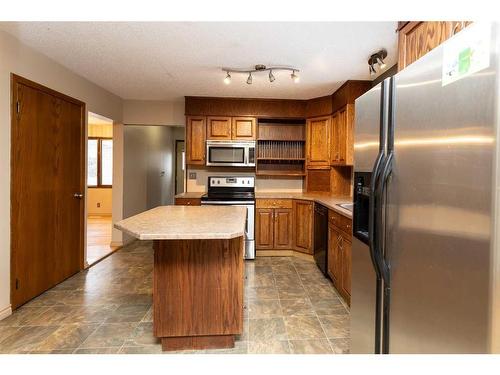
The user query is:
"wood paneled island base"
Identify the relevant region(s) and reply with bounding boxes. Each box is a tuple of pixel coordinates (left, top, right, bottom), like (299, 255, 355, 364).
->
(153, 237, 244, 351)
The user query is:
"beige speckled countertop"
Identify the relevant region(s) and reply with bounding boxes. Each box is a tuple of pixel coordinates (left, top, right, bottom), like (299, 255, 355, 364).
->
(255, 192, 352, 218)
(114, 206, 247, 240)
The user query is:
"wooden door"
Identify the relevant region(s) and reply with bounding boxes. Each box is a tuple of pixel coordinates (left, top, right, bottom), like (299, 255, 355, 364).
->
(207, 116, 232, 140)
(231, 117, 256, 140)
(293, 200, 313, 254)
(340, 235, 352, 301)
(306, 116, 330, 167)
(11, 74, 85, 309)
(186, 116, 206, 165)
(273, 208, 292, 250)
(327, 224, 342, 287)
(255, 208, 274, 250)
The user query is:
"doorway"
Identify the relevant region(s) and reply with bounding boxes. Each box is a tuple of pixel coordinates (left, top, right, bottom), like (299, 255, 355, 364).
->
(86, 113, 117, 266)
(175, 140, 185, 195)
(10, 74, 85, 309)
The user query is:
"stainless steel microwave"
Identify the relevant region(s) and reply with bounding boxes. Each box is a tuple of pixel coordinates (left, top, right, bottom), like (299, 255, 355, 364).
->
(206, 140, 256, 167)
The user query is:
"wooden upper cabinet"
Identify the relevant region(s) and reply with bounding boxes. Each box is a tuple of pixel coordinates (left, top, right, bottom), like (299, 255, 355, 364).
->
(340, 233, 352, 301)
(256, 208, 274, 250)
(231, 117, 256, 140)
(293, 200, 313, 254)
(186, 116, 206, 165)
(306, 116, 330, 167)
(207, 116, 232, 140)
(398, 21, 471, 71)
(331, 104, 354, 166)
(274, 208, 293, 250)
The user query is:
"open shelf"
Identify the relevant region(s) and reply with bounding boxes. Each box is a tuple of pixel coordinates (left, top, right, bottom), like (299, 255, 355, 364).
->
(256, 170, 306, 177)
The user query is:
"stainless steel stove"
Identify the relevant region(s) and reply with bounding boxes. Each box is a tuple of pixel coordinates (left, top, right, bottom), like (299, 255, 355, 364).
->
(201, 176, 255, 259)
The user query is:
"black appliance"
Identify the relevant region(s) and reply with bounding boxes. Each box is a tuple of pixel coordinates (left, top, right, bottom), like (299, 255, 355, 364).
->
(313, 203, 328, 276)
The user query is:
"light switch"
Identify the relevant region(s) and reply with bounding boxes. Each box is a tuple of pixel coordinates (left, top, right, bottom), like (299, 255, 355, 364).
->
(189, 172, 197, 180)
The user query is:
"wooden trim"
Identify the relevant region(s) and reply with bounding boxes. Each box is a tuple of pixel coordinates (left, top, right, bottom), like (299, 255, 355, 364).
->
(10, 74, 86, 308)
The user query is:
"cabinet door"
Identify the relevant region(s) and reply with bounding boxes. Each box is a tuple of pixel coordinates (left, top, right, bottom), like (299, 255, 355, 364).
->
(306, 116, 330, 167)
(186, 116, 206, 165)
(207, 116, 232, 140)
(327, 224, 342, 289)
(330, 112, 339, 164)
(232, 117, 256, 140)
(293, 200, 313, 254)
(340, 235, 352, 302)
(398, 21, 452, 71)
(274, 208, 293, 250)
(256, 208, 274, 250)
(331, 105, 354, 166)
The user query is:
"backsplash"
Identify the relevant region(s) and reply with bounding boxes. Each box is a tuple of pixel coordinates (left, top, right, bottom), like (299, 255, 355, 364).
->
(186, 167, 303, 193)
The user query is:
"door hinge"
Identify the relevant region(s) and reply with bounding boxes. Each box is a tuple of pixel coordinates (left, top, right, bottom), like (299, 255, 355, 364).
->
(15, 278, 19, 290)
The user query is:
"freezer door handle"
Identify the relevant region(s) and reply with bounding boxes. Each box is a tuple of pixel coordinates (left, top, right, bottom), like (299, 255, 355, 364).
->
(368, 151, 384, 279)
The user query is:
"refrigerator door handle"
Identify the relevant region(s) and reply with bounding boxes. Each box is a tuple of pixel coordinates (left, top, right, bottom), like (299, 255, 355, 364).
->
(369, 151, 384, 278)
(376, 150, 393, 285)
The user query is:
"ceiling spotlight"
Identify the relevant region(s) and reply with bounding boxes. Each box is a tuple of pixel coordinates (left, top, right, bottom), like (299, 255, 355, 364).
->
(368, 49, 388, 77)
(223, 71, 231, 84)
(269, 70, 275, 83)
(377, 57, 387, 70)
(221, 65, 300, 85)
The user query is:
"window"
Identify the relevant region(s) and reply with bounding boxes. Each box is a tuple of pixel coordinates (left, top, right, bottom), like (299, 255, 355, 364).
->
(88, 137, 113, 187)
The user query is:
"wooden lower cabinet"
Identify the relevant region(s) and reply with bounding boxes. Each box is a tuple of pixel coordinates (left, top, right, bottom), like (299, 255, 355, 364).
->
(327, 224, 342, 286)
(256, 208, 275, 250)
(293, 200, 313, 254)
(175, 197, 201, 206)
(327, 210, 352, 305)
(256, 206, 293, 250)
(274, 208, 293, 249)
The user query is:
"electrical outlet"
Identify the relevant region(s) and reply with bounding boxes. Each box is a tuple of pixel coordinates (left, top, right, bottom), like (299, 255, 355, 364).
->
(97, 202, 101, 208)
(189, 172, 197, 180)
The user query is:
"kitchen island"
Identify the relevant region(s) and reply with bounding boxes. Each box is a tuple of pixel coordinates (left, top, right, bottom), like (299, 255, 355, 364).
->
(114, 205, 247, 351)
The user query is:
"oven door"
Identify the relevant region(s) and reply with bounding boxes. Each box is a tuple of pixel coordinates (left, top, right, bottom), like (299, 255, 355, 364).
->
(206, 142, 247, 167)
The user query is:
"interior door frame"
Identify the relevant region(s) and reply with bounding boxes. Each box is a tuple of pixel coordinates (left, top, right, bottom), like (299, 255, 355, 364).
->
(10, 74, 86, 309)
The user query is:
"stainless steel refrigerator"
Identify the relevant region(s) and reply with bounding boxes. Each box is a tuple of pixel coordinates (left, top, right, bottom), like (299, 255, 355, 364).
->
(351, 22, 500, 354)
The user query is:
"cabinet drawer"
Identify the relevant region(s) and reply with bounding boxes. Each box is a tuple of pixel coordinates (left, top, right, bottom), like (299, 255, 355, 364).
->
(175, 198, 201, 206)
(328, 210, 352, 235)
(256, 199, 293, 209)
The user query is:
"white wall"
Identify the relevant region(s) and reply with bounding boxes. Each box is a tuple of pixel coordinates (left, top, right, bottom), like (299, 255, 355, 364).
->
(186, 167, 304, 193)
(0, 30, 123, 317)
(87, 188, 113, 215)
(123, 99, 185, 126)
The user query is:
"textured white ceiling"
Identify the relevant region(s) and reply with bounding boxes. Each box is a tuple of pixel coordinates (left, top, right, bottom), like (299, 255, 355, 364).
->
(0, 22, 398, 100)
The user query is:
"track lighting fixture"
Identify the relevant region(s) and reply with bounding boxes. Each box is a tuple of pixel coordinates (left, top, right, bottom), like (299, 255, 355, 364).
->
(224, 71, 231, 85)
(368, 49, 388, 77)
(222, 65, 300, 85)
(269, 70, 275, 83)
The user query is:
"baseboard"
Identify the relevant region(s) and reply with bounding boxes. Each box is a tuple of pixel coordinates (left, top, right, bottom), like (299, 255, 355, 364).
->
(110, 241, 123, 247)
(256, 250, 314, 262)
(0, 305, 12, 321)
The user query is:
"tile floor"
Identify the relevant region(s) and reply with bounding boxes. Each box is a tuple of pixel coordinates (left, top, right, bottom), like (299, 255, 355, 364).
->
(0, 240, 350, 354)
